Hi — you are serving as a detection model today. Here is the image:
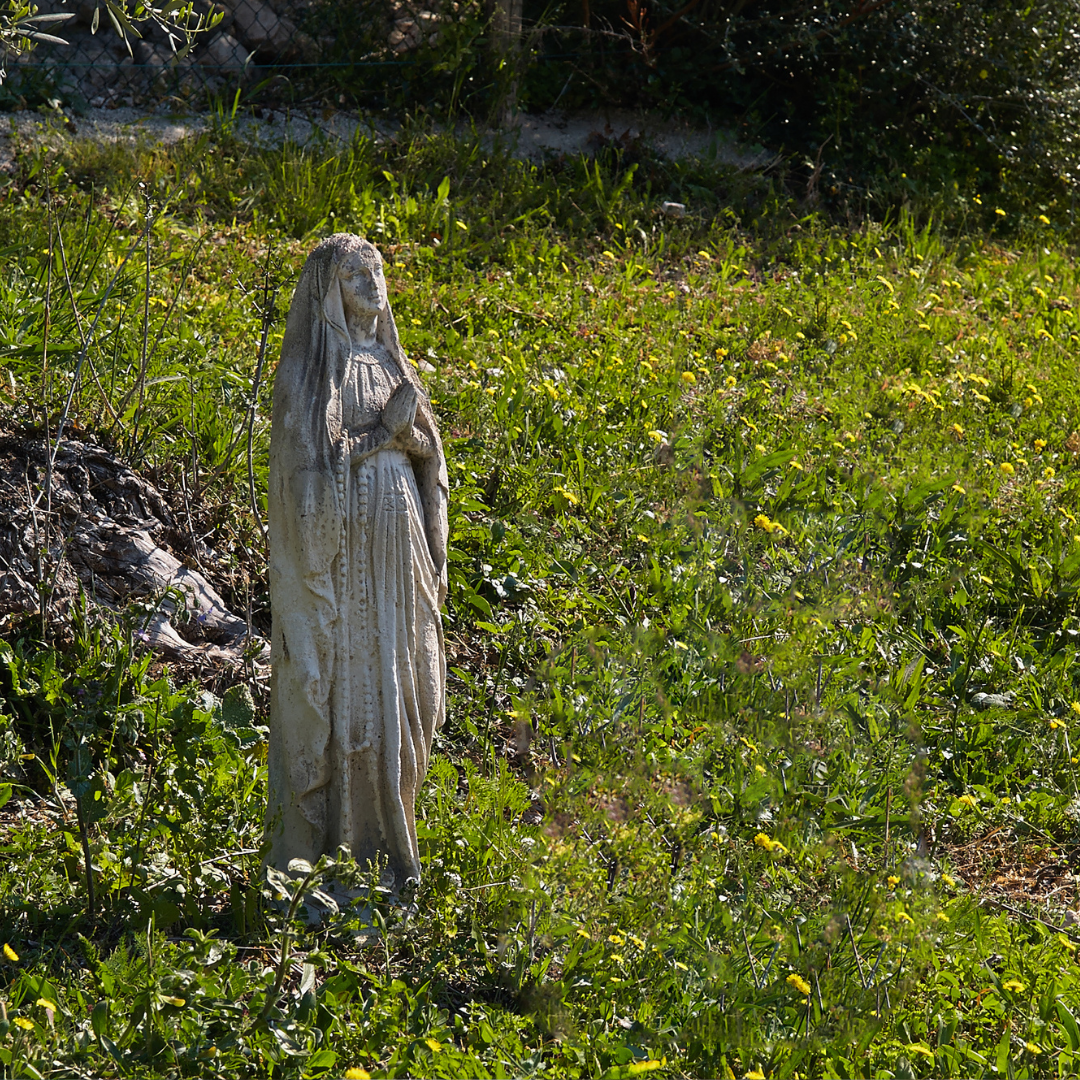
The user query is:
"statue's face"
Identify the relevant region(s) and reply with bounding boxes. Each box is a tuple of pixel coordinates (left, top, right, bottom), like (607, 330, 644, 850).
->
(338, 249, 387, 319)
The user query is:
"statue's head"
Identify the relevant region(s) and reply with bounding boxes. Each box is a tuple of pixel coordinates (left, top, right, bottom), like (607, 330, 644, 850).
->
(337, 241, 387, 323)
(302, 234, 391, 347)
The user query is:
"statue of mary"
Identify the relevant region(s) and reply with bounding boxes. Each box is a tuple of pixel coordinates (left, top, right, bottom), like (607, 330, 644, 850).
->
(266, 234, 448, 891)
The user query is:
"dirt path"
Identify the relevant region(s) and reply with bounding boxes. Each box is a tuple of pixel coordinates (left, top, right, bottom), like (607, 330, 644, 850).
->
(0, 103, 771, 171)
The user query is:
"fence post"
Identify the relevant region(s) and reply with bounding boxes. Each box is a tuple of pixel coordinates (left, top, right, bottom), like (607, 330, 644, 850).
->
(489, 0, 522, 126)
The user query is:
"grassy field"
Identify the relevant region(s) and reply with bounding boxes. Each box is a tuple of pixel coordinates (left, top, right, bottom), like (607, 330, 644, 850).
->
(1, 117, 1080, 1078)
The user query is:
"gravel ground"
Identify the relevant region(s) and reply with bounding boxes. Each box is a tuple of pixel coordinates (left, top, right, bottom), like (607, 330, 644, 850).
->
(0, 102, 772, 171)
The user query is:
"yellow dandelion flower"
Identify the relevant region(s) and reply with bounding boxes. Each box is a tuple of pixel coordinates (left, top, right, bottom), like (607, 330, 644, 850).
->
(609, 933, 625, 945)
(786, 973, 811, 996)
(1003, 978, 1025, 992)
(755, 443, 766, 454)
(1025, 1042, 1042, 1054)
(1072, 702, 1080, 717)
(895, 910, 914, 924)
(887, 875, 900, 887)
(724, 376, 737, 388)
(681, 371, 697, 385)
(952, 483, 966, 494)
(999, 462, 1015, 476)
(630, 935, 645, 948)
(1045, 467, 1056, 479)
(951, 423, 965, 437)
(753, 833, 787, 854)
(936, 913, 950, 922)
(13, 1018, 33, 1031)
(3, 944, 18, 962)
(1038, 214, 1051, 225)
(35, 999, 57, 1013)
(1050, 719, 1064, 730)
(789, 460, 803, 470)
(956, 794, 978, 808)
(1034, 439, 1047, 451)
(745, 1070, 766, 1080)
(344, 1070, 372, 1080)
(754, 513, 777, 533)
(995, 208, 1006, 217)
(425, 1039, 443, 1053)
(979, 69, 988, 79)
(576, 928, 591, 940)
(942, 874, 956, 887)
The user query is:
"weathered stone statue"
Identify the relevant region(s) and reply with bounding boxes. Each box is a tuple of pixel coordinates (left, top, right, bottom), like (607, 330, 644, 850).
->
(266, 234, 448, 892)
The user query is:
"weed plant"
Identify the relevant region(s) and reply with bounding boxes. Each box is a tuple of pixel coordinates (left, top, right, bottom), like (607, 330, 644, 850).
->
(0, 123, 1079, 1077)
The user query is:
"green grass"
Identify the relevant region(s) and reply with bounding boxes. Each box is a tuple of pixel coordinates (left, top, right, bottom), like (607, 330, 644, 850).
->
(1, 118, 1080, 1078)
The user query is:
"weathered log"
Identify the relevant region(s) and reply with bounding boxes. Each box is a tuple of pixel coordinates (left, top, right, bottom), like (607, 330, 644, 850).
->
(0, 428, 267, 662)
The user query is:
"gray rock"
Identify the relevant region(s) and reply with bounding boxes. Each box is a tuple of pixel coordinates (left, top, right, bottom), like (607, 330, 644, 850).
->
(133, 39, 171, 73)
(198, 31, 250, 73)
(971, 691, 1016, 710)
(228, 0, 296, 56)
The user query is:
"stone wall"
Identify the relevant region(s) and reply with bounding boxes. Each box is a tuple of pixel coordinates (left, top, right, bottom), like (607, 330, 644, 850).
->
(6, 0, 451, 108)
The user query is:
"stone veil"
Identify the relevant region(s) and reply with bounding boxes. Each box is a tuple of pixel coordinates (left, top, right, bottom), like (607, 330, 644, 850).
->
(266, 233, 448, 890)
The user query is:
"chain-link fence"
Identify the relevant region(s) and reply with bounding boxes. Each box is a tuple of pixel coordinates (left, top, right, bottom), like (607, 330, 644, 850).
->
(0, 0, 710, 122)
(2, 0, 487, 111)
